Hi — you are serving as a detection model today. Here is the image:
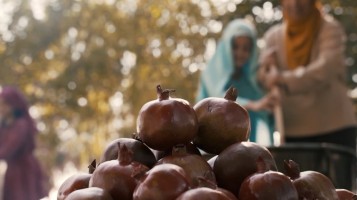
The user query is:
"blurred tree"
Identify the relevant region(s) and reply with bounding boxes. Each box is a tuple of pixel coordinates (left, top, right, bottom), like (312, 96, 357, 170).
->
(0, 0, 356, 186)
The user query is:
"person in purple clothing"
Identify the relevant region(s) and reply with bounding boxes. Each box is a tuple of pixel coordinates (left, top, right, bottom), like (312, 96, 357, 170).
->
(0, 86, 47, 200)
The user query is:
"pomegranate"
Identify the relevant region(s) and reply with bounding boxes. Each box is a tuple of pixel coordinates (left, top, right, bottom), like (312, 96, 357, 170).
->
(156, 145, 215, 187)
(176, 187, 235, 200)
(336, 189, 357, 200)
(152, 142, 201, 160)
(193, 86, 250, 154)
(99, 138, 156, 168)
(65, 187, 113, 200)
(239, 158, 298, 200)
(136, 85, 198, 151)
(214, 142, 277, 197)
(284, 160, 339, 200)
(133, 164, 190, 200)
(89, 144, 149, 200)
(57, 160, 97, 200)
(195, 177, 238, 200)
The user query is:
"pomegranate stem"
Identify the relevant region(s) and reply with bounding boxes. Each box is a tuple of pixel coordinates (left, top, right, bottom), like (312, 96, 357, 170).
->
(88, 159, 96, 174)
(117, 143, 133, 165)
(157, 85, 175, 101)
(283, 160, 301, 180)
(224, 86, 238, 101)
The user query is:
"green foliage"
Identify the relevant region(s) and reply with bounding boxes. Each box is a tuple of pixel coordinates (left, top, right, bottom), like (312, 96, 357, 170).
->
(0, 0, 356, 182)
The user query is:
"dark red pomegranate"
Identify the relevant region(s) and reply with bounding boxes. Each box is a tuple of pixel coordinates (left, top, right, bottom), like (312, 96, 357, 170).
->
(214, 142, 277, 197)
(284, 160, 339, 200)
(152, 142, 201, 160)
(89, 144, 149, 200)
(336, 189, 357, 200)
(193, 86, 250, 154)
(156, 145, 215, 187)
(194, 177, 238, 200)
(57, 160, 97, 200)
(99, 138, 156, 168)
(239, 158, 298, 200)
(65, 187, 113, 200)
(133, 164, 190, 200)
(136, 85, 198, 151)
(176, 187, 235, 200)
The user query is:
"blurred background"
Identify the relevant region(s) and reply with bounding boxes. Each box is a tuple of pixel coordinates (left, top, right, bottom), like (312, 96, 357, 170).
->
(0, 0, 356, 198)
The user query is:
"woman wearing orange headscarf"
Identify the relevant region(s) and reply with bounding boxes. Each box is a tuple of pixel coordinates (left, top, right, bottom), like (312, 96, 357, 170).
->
(259, 0, 357, 150)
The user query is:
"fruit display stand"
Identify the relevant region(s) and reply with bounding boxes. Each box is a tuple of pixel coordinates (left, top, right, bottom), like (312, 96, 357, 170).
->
(268, 143, 357, 192)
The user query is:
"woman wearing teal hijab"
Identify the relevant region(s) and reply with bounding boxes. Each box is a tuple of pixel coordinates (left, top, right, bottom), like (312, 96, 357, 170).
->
(197, 19, 274, 145)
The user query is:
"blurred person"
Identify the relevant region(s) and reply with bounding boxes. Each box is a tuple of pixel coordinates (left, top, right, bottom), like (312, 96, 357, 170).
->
(197, 19, 276, 145)
(259, 0, 357, 150)
(0, 86, 47, 200)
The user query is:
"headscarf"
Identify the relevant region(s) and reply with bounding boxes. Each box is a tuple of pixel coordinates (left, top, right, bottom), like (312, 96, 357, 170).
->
(198, 19, 261, 100)
(0, 86, 37, 134)
(284, 0, 323, 69)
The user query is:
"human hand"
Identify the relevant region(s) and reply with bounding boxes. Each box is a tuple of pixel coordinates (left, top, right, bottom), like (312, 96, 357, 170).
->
(250, 93, 279, 112)
(265, 68, 283, 90)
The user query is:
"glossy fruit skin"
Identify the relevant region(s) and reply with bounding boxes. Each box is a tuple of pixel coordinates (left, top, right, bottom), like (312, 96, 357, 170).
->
(90, 145, 149, 200)
(214, 142, 277, 197)
(239, 171, 298, 200)
(156, 146, 216, 187)
(136, 96, 198, 151)
(218, 188, 238, 200)
(336, 189, 357, 200)
(292, 171, 339, 200)
(100, 138, 156, 168)
(176, 187, 236, 200)
(65, 187, 113, 200)
(193, 177, 238, 200)
(193, 92, 250, 154)
(152, 142, 201, 160)
(57, 174, 91, 200)
(133, 164, 190, 200)
(90, 160, 148, 200)
(284, 160, 339, 200)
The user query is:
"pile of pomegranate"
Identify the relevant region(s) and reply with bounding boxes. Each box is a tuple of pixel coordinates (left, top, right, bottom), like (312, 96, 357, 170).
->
(58, 85, 357, 200)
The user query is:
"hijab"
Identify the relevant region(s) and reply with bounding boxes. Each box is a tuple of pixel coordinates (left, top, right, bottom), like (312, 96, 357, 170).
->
(199, 19, 261, 99)
(284, 0, 323, 69)
(0, 86, 37, 134)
